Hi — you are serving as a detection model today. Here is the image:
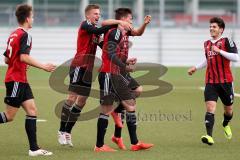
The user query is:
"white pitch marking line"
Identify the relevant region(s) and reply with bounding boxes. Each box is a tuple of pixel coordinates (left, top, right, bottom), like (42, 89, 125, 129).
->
(37, 119, 47, 122)
(199, 86, 240, 97)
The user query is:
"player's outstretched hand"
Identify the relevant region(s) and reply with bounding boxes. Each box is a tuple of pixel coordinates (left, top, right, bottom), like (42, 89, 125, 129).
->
(120, 21, 133, 31)
(125, 65, 135, 72)
(144, 15, 152, 24)
(126, 57, 137, 65)
(188, 66, 196, 75)
(43, 63, 56, 72)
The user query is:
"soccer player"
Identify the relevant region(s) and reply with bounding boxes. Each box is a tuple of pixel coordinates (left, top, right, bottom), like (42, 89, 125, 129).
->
(188, 17, 239, 145)
(105, 9, 151, 150)
(1, 4, 55, 156)
(57, 4, 132, 147)
(94, 8, 153, 152)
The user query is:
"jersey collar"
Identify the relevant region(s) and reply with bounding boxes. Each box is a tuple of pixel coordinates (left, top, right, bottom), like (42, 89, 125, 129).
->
(210, 36, 223, 43)
(17, 27, 28, 33)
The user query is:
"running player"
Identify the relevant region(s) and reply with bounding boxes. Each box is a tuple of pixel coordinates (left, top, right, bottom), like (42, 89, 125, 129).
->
(188, 17, 239, 145)
(1, 4, 55, 156)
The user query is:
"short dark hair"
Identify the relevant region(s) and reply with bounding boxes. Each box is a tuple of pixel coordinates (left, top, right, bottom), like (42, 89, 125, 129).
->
(115, 8, 132, 20)
(85, 4, 100, 14)
(15, 4, 32, 24)
(210, 17, 225, 30)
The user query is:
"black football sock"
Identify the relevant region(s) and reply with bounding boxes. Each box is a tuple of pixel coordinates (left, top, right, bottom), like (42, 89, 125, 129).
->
(114, 110, 125, 138)
(0, 112, 8, 123)
(223, 113, 233, 127)
(205, 112, 215, 137)
(96, 113, 109, 147)
(59, 102, 71, 132)
(65, 103, 82, 133)
(25, 115, 39, 151)
(126, 111, 138, 145)
(114, 103, 124, 113)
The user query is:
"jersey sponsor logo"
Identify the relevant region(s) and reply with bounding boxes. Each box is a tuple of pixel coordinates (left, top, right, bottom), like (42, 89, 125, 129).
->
(207, 51, 219, 57)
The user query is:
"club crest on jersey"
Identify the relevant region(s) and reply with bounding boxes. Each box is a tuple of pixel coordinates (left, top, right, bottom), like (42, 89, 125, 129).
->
(216, 42, 222, 48)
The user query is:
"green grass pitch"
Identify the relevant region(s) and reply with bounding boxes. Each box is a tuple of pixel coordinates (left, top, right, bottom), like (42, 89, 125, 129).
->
(1, 66, 240, 160)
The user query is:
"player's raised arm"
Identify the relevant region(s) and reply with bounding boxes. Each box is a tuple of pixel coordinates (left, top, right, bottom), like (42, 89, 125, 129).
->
(81, 21, 113, 35)
(130, 15, 151, 36)
(101, 19, 132, 30)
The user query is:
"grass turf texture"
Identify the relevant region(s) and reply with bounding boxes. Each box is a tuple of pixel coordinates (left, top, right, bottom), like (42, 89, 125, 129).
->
(1, 66, 240, 160)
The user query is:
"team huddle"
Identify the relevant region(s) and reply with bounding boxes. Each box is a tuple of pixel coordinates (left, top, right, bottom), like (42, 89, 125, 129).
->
(0, 3, 239, 157)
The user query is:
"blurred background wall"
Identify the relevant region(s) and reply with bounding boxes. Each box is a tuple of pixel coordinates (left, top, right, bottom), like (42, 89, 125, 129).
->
(0, 0, 240, 66)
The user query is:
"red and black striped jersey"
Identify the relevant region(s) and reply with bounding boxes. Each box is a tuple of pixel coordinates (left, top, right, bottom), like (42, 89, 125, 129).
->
(3, 27, 32, 83)
(204, 37, 238, 84)
(99, 27, 127, 74)
(71, 20, 112, 71)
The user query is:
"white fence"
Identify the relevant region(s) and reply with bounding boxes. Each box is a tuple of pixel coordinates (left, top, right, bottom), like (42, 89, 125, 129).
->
(1, 27, 240, 66)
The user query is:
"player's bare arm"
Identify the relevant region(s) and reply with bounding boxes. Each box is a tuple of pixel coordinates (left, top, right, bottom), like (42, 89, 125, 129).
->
(131, 15, 151, 36)
(188, 59, 207, 75)
(20, 54, 56, 72)
(102, 19, 133, 30)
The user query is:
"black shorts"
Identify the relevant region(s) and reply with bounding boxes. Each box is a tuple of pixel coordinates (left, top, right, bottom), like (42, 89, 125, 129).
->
(122, 72, 140, 90)
(204, 83, 234, 106)
(68, 66, 92, 96)
(4, 81, 34, 108)
(98, 72, 135, 105)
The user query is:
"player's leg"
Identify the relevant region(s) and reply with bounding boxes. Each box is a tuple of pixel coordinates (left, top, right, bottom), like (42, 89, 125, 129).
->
(58, 65, 79, 142)
(112, 75, 142, 137)
(21, 83, 52, 156)
(222, 105, 233, 139)
(64, 95, 88, 146)
(201, 84, 218, 145)
(22, 99, 52, 156)
(64, 95, 87, 134)
(1, 81, 22, 123)
(111, 107, 126, 150)
(95, 72, 116, 152)
(95, 104, 116, 152)
(114, 75, 152, 151)
(58, 91, 77, 145)
(121, 99, 153, 151)
(0, 105, 18, 123)
(111, 83, 142, 150)
(219, 83, 234, 139)
(64, 68, 92, 146)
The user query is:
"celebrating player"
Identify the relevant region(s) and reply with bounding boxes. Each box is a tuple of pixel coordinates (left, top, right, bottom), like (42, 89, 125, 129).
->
(105, 9, 152, 150)
(188, 17, 239, 145)
(57, 4, 132, 147)
(94, 8, 153, 152)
